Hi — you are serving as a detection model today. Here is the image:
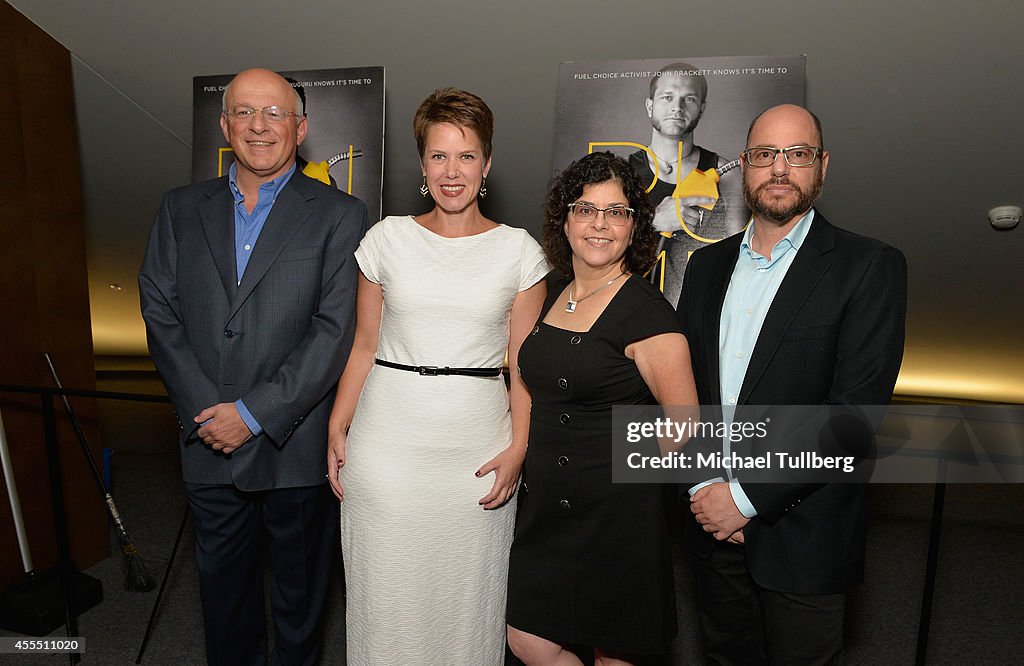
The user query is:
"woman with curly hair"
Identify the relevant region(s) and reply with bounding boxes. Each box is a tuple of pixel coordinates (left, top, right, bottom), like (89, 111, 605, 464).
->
(506, 152, 697, 665)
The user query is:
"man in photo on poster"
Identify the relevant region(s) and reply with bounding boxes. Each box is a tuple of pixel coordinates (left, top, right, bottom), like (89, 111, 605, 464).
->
(628, 62, 748, 305)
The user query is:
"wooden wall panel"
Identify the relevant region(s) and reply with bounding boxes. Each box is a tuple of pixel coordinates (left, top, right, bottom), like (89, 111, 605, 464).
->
(0, 1, 108, 590)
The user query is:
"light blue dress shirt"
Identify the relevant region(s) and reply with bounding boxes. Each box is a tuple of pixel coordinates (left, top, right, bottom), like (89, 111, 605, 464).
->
(688, 210, 815, 518)
(226, 162, 297, 437)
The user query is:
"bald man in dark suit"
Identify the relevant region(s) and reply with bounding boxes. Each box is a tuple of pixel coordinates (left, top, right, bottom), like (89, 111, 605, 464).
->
(140, 68, 367, 665)
(677, 104, 906, 664)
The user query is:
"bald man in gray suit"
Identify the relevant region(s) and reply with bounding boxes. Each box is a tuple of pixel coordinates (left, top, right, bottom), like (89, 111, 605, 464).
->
(139, 68, 367, 665)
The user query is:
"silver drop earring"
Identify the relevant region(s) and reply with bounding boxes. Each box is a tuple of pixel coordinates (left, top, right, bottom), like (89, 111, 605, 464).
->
(478, 177, 487, 199)
(420, 177, 429, 197)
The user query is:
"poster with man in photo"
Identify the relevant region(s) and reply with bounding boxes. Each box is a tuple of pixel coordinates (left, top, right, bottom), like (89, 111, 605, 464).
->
(553, 56, 805, 306)
(192, 66, 385, 220)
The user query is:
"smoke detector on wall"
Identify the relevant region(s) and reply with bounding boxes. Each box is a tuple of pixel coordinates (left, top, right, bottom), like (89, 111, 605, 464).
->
(988, 205, 1021, 230)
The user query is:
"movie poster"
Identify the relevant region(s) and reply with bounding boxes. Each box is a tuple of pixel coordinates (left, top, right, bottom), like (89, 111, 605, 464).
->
(192, 66, 385, 220)
(554, 56, 805, 306)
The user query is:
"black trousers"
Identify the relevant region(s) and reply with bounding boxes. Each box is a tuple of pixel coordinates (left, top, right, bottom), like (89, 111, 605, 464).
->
(186, 483, 337, 666)
(692, 542, 846, 666)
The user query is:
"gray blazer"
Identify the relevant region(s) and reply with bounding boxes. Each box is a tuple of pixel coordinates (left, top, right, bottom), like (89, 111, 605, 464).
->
(139, 172, 368, 491)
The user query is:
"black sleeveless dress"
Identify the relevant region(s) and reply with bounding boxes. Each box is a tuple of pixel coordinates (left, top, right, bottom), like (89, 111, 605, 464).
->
(506, 273, 679, 654)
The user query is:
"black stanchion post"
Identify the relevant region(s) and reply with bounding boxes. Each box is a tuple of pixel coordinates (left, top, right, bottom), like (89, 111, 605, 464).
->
(41, 391, 80, 666)
(135, 504, 190, 664)
(915, 473, 947, 666)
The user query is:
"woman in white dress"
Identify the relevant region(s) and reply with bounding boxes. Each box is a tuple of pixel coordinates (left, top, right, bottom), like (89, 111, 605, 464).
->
(327, 88, 547, 664)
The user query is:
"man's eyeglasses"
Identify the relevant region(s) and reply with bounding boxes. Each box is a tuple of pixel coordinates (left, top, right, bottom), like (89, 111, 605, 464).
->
(567, 203, 634, 225)
(223, 105, 302, 123)
(742, 145, 822, 168)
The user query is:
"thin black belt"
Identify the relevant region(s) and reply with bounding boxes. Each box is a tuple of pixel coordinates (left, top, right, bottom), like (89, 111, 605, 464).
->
(374, 358, 502, 377)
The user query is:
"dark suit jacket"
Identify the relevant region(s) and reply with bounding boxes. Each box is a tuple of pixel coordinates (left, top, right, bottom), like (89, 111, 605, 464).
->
(676, 212, 907, 594)
(139, 172, 368, 491)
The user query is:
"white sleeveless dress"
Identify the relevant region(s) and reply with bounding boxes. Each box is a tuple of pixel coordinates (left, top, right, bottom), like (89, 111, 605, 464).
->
(341, 216, 548, 665)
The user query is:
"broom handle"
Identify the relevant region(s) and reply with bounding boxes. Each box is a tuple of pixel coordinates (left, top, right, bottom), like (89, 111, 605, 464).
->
(43, 353, 139, 548)
(42, 353, 155, 594)
(0, 409, 34, 573)
(42, 353, 107, 497)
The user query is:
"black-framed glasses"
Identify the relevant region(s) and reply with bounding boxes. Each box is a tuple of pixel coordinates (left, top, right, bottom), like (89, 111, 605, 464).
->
(223, 105, 302, 123)
(567, 203, 634, 225)
(742, 145, 822, 168)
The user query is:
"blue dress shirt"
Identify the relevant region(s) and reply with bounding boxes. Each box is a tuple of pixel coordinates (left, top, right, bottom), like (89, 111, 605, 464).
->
(720, 210, 815, 516)
(688, 210, 815, 518)
(227, 162, 297, 436)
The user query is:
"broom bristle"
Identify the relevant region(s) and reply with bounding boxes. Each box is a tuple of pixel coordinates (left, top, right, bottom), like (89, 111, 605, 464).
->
(122, 545, 156, 592)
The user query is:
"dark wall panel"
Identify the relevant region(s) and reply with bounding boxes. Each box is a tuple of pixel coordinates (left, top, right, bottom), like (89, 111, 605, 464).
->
(0, 0, 107, 589)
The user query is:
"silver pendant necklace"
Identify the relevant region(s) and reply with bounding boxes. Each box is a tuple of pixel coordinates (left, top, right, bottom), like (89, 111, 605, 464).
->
(650, 143, 696, 176)
(565, 272, 626, 313)
(653, 154, 679, 175)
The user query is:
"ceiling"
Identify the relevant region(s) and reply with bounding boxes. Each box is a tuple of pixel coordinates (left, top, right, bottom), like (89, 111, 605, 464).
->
(8, 0, 1024, 402)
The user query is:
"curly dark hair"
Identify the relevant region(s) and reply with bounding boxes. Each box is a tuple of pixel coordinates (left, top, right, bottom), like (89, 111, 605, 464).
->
(541, 152, 658, 277)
